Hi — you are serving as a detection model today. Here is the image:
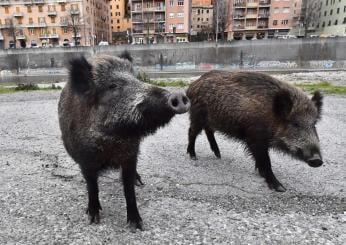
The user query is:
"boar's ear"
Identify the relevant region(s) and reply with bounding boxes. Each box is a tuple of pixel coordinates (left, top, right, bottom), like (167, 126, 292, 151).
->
(68, 56, 93, 94)
(311, 91, 323, 118)
(119, 50, 133, 63)
(273, 90, 293, 120)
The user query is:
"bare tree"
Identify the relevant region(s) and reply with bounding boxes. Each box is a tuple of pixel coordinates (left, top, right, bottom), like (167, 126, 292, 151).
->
(4, 18, 18, 48)
(65, 7, 83, 46)
(214, 0, 231, 42)
(301, 0, 322, 37)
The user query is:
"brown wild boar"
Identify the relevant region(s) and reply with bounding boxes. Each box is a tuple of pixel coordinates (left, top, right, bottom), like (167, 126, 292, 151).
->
(187, 70, 323, 192)
(58, 52, 190, 231)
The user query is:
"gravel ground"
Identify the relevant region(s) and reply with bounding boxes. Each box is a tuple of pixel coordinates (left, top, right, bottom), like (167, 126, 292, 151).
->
(0, 90, 345, 245)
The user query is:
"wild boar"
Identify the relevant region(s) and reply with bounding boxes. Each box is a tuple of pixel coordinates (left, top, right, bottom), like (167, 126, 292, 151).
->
(58, 52, 190, 231)
(186, 70, 323, 192)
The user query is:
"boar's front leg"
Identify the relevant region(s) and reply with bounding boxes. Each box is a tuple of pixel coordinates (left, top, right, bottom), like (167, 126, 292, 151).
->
(122, 158, 143, 232)
(247, 141, 286, 192)
(82, 169, 102, 224)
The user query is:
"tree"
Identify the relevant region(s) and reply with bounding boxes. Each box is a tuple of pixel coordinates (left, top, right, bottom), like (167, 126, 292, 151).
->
(65, 7, 84, 46)
(301, 0, 322, 37)
(4, 18, 18, 48)
(213, 0, 231, 42)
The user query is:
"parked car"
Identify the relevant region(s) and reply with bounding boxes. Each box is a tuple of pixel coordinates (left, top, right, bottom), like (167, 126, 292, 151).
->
(98, 41, 109, 46)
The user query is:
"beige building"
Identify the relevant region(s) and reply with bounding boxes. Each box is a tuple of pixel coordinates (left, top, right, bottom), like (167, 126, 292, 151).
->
(191, 0, 213, 38)
(130, 0, 191, 44)
(110, 0, 131, 44)
(0, 0, 111, 49)
(165, 0, 191, 42)
(268, 0, 294, 38)
(315, 0, 346, 36)
(228, 0, 271, 40)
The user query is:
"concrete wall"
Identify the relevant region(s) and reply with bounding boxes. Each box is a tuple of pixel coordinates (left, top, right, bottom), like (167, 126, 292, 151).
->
(0, 38, 345, 72)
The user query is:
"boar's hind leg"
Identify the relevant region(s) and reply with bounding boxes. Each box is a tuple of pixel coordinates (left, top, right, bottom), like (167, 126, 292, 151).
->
(82, 170, 102, 224)
(205, 127, 221, 158)
(122, 159, 143, 232)
(247, 143, 286, 192)
(135, 171, 144, 186)
(187, 125, 203, 160)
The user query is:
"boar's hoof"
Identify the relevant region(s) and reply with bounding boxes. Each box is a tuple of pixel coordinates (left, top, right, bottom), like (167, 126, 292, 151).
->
(127, 220, 144, 232)
(215, 152, 221, 159)
(135, 173, 145, 187)
(86, 206, 102, 224)
(268, 181, 286, 192)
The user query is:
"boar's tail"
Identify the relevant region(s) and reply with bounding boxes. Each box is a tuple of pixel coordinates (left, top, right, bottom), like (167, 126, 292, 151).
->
(119, 50, 133, 63)
(68, 56, 93, 93)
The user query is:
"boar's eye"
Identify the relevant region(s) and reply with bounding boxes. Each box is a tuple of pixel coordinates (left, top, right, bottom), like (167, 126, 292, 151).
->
(108, 84, 117, 90)
(292, 122, 300, 128)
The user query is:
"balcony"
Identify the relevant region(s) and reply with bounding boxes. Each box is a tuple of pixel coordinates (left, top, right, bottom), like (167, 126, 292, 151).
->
(246, 14, 258, 19)
(60, 21, 68, 26)
(70, 9, 80, 15)
(57, 0, 66, 3)
(0, 0, 10, 6)
(234, 14, 245, 19)
(259, 0, 271, 6)
(247, 2, 259, 8)
(48, 34, 59, 38)
(233, 2, 246, 8)
(32, 0, 45, 4)
(16, 34, 26, 40)
(258, 13, 269, 18)
(72, 33, 81, 38)
(0, 24, 10, 29)
(233, 25, 245, 30)
(39, 34, 48, 39)
(48, 11, 57, 16)
(245, 25, 257, 30)
(257, 24, 268, 29)
(143, 7, 165, 12)
(13, 12, 24, 18)
(132, 8, 142, 12)
(133, 29, 143, 34)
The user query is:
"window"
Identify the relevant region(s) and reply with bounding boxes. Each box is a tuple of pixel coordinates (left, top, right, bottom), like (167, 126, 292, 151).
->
(52, 28, 56, 34)
(197, 9, 200, 14)
(328, 20, 331, 26)
(334, 19, 338, 25)
(39, 17, 45, 23)
(281, 19, 288, 25)
(116, 5, 119, 9)
(29, 28, 34, 35)
(274, 7, 279, 13)
(324, 11, 327, 16)
(5, 7, 9, 13)
(322, 21, 325, 27)
(337, 8, 339, 14)
(39, 6, 43, 12)
(61, 4, 65, 11)
(178, 0, 184, 6)
(177, 12, 184, 17)
(206, 10, 209, 14)
(51, 17, 55, 23)
(29, 17, 33, 24)
(330, 9, 333, 15)
(27, 6, 32, 13)
(177, 23, 184, 29)
(283, 7, 290, 13)
(16, 6, 20, 12)
(18, 18, 22, 24)
(64, 27, 68, 34)
(48, 5, 55, 12)
(326, 0, 328, 5)
(169, 13, 174, 18)
(343, 17, 346, 24)
(117, 19, 120, 23)
(273, 20, 277, 25)
(170, 0, 174, 6)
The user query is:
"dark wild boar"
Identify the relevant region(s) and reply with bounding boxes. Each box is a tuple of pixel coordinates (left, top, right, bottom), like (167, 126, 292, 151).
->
(187, 70, 323, 192)
(58, 52, 190, 231)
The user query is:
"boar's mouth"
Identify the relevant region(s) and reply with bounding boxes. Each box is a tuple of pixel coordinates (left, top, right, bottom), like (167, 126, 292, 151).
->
(297, 149, 323, 168)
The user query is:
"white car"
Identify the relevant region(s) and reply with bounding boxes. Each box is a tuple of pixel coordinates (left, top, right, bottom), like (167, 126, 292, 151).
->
(98, 41, 109, 46)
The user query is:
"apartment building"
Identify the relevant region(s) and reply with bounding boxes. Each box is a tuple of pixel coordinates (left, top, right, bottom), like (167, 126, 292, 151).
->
(131, 0, 191, 44)
(268, 0, 295, 38)
(228, 0, 271, 40)
(191, 0, 213, 37)
(315, 0, 346, 36)
(110, 0, 131, 44)
(0, 0, 111, 49)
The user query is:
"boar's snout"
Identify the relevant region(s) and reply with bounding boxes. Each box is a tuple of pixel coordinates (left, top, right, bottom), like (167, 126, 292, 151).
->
(168, 92, 190, 114)
(307, 153, 323, 168)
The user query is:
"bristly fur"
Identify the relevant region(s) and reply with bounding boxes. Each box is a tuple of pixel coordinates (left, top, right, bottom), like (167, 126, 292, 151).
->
(312, 91, 323, 119)
(68, 56, 93, 93)
(186, 70, 323, 193)
(119, 50, 133, 63)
